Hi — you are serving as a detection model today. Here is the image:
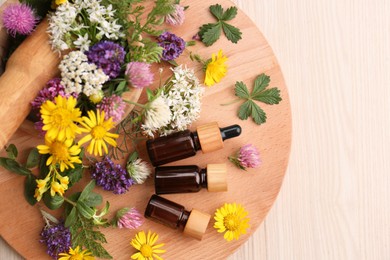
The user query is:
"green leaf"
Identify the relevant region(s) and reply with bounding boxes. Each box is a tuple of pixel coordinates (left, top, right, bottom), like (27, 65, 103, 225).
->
(5, 144, 18, 159)
(84, 192, 103, 207)
(127, 151, 139, 163)
(79, 180, 95, 202)
(24, 175, 37, 206)
(198, 23, 215, 38)
(146, 88, 155, 101)
(65, 207, 77, 228)
(250, 101, 267, 124)
(234, 81, 250, 99)
(221, 22, 242, 44)
(115, 81, 127, 95)
(201, 23, 222, 47)
(0, 157, 32, 176)
(222, 6, 238, 21)
(76, 200, 95, 219)
(252, 73, 270, 95)
(26, 148, 39, 169)
(210, 4, 224, 20)
(238, 101, 252, 120)
(43, 193, 64, 210)
(252, 88, 282, 104)
(38, 154, 51, 179)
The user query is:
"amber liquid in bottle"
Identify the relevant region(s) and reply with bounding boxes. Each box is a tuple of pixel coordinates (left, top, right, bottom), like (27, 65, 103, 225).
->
(146, 124, 241, 166)
(144, 194, 190, 229)
(155, 165, 207, 194)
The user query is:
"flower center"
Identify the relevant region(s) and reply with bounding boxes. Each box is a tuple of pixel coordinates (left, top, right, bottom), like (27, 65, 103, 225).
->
(224, 214, 240, 231)
(140, 244, 153, 257)
(51, 141, 69, 161)
(91, 125, 107, 139)
(52, 108, 72, 128)
(69, 255, 83, 260)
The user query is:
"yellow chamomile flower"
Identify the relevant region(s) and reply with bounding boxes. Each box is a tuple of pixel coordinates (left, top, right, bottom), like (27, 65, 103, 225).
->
(40, 95, 83, 141)
(130, 230, 166, 260)
(37, 137, 82, 172)
(214, 203, 250, 241)
(58, 246, 95, 260)
(204, 50, 228, 86)
(78, 110, 119, 156)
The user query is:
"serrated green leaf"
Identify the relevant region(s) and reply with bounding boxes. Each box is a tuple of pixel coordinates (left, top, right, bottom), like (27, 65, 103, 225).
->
(221, 22, 242, 44)
(5, 144, 18, 159)
(252, 88, 282, 104)
(84, 192, 103, 207)
(0, 157, 32, 176)
(238, 101, 252, 120)
(79, 180, 95, 202)
(201, 23, 222, 46)
(26, 148, 39, 169)
(24, 174, 37, 206)
(65, 207, 77, 228)
(210, 4, 224, 20)
(222, 6, 238, 21)
(198, 23, 215, 38)
(43, 193, 64, 210)
(250, 101, 267, 124)
(235, 81, 250, 99)
(76, 200, 95, 219)
(252, 73, 270, 95)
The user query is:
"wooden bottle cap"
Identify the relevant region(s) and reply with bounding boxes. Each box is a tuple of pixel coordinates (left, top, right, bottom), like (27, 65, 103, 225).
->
(197, 122, 224, 153)
(183, 209, 211, 240)
(207, 164, 228, 192)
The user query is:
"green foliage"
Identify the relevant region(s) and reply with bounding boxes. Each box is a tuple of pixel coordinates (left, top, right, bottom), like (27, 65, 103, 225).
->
(129, 41, 163, 64)
(232, 73, 282, 125)
(24, 175, 37, 205)
(0, 157, 32, 176)
(43, 193, 65, 210)
(21, 0, 52, 19)
(198, 4, 242, 46)
(26, 148, 39, 169)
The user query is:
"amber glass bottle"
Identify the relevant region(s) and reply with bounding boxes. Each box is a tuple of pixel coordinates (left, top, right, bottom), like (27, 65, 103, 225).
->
(144, 194, 211, 240)
(154, 164, 227, 194)
(146, 122, 241, 166)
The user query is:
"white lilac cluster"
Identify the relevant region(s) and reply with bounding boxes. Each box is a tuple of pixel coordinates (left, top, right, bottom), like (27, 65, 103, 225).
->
(48, 0, 124, 52)
(59, 51, 109, 97)
(159, 66, 204, 136)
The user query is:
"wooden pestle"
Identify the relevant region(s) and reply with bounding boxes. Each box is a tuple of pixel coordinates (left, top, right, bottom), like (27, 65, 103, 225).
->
(0, 19, 59, 150)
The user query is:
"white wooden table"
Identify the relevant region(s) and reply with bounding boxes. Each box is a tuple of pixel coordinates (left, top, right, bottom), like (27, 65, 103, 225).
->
(1, 0, 390, 259)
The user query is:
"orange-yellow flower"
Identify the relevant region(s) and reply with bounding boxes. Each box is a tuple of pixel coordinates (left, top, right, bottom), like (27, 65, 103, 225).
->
(204, 50, 228, 86)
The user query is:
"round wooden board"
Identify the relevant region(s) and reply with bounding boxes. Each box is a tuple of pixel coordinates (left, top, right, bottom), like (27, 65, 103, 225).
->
(0, 0, 291, 259)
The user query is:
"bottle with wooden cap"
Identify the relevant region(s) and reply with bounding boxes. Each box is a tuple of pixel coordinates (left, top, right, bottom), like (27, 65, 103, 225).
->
(146, 122, 241, 166)
(144, 194, 210, 240)
(154, 164, 227, 194)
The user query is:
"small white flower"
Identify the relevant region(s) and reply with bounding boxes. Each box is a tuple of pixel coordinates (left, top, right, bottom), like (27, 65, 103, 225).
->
(73, 33, 91, 52)
(141, 96, 172, 137)
(126, 158, 152, 184)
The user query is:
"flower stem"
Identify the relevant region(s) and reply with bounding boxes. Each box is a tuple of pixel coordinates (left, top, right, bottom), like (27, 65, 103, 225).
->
(63, 197, 77, 207)
(123, 99, 147, 109)
(220, 98, 242, 106)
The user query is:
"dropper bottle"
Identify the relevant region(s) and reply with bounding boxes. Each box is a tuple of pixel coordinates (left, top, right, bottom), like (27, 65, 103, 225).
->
(144, 194, 211, 240)
(155, 164, 227, 194)
(146, 122, 241, 166)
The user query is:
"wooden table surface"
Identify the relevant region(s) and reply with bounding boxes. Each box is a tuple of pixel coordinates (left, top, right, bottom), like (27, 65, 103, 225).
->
(1, 0, 389, 259)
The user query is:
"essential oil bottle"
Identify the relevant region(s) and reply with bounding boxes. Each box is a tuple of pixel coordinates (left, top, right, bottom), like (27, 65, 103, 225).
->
(154, 164, 227, 194)
(144, 194, 211, 240)
(146, 122, 241, 166)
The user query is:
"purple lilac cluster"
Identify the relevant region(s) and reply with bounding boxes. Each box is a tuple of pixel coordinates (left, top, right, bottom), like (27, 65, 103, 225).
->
(157, 31, 186, 61)
(96, 94, 126, 123)
(91, 156, 134, 194)
(39, 222, 71, 259)
(85, 41, 125, 79)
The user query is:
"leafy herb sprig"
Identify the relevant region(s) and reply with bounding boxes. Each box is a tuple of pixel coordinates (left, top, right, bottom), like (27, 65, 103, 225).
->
(198, 4, 242, 46)
(222, 73, 282, 125)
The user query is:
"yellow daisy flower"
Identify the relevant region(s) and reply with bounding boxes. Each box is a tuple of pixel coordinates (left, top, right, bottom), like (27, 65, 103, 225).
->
(213, 203, 250, 241)
(78, 110, 119, 156)
(37, 138, 82, 172)
(40, 95, 83, 141)
(130, 230, 166, 260)
(204, 50, 228, 86)
(58, 246, 95, 260)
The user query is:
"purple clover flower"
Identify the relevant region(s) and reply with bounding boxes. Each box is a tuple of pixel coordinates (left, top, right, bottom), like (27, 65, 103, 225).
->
(125, 62, 154, 89)
(165, 4, 185, 26)
(229, 144, 261, 170)
(96, 94, 126, 123)
(157, 31, 186, 61)
(115, 207, 145, 229)
(2, 3, 38, 37)
(85, 41, 125, 79)
(91, 156, 134, 194)
(40, 222, 71, 259)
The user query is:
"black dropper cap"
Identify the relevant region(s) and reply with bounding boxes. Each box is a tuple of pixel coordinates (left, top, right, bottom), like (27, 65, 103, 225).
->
(220, 125, 242, 141)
